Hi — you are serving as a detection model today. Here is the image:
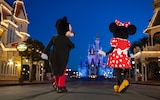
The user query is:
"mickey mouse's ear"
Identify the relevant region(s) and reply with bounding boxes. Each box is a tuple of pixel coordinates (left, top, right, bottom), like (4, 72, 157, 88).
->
(55, 16, 69, 35)
(127, 25, 136, 35)
(109, 22, 118, 33)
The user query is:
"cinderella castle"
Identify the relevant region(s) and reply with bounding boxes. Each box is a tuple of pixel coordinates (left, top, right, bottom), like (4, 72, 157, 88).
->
(78, 35, 114, 79)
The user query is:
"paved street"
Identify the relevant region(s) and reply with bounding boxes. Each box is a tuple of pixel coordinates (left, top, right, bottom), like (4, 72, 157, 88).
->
(0, 80, 160, 100)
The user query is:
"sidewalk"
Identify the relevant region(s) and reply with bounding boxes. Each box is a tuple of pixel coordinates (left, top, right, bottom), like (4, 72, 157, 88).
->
(0, 80, 52, 87)
(128, 78, 160, 86)
(131, 80, 160, 86)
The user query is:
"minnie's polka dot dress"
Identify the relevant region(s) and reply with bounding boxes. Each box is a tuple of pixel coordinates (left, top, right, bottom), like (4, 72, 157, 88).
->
(107, 38, 131, 69)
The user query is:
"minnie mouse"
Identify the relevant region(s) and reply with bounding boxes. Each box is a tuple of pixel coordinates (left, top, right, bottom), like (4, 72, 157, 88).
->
(98, 19, 136, 93)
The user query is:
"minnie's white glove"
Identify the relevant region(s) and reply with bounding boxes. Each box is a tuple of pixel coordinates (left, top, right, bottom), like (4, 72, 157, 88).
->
(41, 53, 48, 60)
(130, 53, 134, 58)
(98, 50, 106, 57)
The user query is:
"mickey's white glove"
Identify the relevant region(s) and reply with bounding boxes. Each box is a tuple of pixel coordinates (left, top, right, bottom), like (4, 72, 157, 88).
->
(41, 53, 48, 60)
(130, 53, 134, 58)
(98, 50, 106, 57)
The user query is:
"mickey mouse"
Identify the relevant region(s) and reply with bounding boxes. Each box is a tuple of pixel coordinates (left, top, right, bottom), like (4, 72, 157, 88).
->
(43, 16, 75, 93)
(98, 19, 136, 93)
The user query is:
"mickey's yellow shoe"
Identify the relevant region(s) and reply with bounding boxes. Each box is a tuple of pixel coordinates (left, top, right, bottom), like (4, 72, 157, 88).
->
(113, 85, 119, 92)
(118, 80, 129, 93)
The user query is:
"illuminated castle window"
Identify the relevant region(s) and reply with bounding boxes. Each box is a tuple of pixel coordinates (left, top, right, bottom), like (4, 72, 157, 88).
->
(91, 49, 94, 55)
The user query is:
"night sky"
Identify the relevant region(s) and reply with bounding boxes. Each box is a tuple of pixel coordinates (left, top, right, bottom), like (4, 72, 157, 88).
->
(8, 0, 154, 71)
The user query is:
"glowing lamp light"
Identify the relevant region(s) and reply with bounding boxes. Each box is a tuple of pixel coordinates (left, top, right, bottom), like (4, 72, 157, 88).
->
(8, 61, 13, 65)
(16, 43, 27, 52)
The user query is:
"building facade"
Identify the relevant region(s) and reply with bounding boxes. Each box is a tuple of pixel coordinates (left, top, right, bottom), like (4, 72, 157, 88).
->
(134, 0, 160, 82)
(0, 0, 29, 80)
(0, 0, 45, 81)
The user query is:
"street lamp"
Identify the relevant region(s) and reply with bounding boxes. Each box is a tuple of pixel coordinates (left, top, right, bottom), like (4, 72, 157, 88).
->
(16, 42, 28, 83)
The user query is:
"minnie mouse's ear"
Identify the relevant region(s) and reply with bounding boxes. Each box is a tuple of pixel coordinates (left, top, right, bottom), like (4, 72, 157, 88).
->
(62, 16, 67, 22)
(127, 25, 136, 35)
(109, 22, 118, 33)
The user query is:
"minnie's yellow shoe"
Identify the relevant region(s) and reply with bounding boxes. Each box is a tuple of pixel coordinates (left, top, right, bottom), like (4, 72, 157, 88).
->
(113, 85, 119, 92)
(118, 80, 129, 93)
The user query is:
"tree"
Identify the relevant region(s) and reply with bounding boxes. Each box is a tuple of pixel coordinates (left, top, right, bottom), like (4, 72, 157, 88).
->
(20, 38, 45, 81)
(130, 36, 148, 54)
(21, 38, 45, 61)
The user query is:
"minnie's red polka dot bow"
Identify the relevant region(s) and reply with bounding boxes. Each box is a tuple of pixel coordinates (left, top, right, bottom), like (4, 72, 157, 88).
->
(115, 19, 130, 28)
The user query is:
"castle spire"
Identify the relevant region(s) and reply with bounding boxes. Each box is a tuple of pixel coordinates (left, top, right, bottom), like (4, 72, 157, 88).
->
(95, 33, 100, 51)
(96, 32, 99, 40)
